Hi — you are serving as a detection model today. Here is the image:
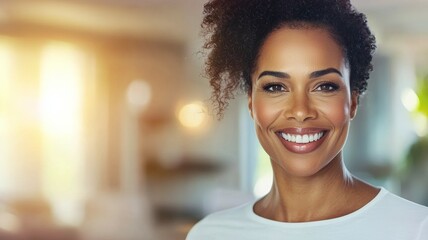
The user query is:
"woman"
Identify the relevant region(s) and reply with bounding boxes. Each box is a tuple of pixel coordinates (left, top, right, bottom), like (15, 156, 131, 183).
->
(187, 0, 428, 239)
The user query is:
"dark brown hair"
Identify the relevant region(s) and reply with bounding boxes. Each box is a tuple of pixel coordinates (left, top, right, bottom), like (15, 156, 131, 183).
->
(201, 0, 376, 117)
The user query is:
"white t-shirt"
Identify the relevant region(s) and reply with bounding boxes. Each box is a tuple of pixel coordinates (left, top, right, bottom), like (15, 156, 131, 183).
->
(187, 188, 428, 240)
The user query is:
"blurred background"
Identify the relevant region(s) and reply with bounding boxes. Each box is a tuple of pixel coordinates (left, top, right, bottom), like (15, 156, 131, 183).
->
(0, 0, 427, 239)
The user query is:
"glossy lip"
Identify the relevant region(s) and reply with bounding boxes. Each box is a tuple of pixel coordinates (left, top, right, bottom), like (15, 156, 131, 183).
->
(276, 128, 329, 154)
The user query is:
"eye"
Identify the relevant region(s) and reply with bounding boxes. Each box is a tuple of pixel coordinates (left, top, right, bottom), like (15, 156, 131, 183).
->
(314, 82, 339, 92)
(263, 83, 286, 93)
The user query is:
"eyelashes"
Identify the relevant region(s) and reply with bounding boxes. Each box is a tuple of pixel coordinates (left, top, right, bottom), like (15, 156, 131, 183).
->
(261, 81, 341, 93)
(262, 83, 286, 93)
(314, 82, 340, 92)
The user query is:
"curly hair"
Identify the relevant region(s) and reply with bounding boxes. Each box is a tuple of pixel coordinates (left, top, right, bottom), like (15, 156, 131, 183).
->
(201, 0, 376, 117)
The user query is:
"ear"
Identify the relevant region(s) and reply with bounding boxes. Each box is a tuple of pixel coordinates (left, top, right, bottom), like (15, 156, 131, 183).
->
(350, 91, 358, 120)
(248, 91, 254, 119)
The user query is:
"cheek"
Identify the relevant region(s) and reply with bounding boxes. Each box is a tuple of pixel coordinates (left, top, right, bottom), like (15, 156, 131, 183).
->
(319, 96, 351, 125)
(252, 95, 282, 130)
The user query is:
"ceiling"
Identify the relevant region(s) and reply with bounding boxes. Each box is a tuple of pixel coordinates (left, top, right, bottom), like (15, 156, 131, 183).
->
(0, 0, 427, 49)
(0, 0, 204, 42)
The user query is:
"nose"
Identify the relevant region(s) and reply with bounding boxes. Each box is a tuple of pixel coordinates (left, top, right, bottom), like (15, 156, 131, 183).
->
(284, 93, 317, 122)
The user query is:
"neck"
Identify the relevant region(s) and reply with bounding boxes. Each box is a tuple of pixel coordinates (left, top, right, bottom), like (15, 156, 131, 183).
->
(254, 156, 378, 222)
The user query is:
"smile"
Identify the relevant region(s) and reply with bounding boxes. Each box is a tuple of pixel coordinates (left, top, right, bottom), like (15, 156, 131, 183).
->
(280, 132, 324, 144)
(276, 128, 328, 154)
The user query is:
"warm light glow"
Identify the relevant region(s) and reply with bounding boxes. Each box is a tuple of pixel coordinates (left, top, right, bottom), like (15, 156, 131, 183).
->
(40, 42, 83, 134)
(126, 79, 151, 112)
(39, 42, 85, 226)
(0, 38, 13, 115)
(178, 101, 207, 128)
(0, 39, 14, 195)
(0, 212, 20, 232)
(0, 38, 12, 85)
(401, 88, 419, 112)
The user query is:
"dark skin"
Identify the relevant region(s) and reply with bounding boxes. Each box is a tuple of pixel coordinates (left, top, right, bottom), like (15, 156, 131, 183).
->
(254, 156, 378, 222)
(248, 26, 379, 222)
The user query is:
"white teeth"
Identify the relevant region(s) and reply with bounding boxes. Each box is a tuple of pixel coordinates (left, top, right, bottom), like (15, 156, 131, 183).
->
(281, 132, 324, 143)
(302, 135, 309, 143)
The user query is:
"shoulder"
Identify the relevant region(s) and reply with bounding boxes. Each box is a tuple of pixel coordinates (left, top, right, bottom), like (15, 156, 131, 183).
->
(369, 189, 428, 233)
(186, 201, 254, 240)
(379, 189, 428, 215)
(383, 193, 428, 240)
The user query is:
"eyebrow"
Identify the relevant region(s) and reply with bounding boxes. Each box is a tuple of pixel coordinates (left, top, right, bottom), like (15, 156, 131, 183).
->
(258, 71, 290, 79)
(257, 68, 342, 80)
(309, 68, 343, 78)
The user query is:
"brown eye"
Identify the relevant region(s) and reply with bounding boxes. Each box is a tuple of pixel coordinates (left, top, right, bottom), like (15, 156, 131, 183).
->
(263, 83, 286, 93)
(315, 82, 339, 92)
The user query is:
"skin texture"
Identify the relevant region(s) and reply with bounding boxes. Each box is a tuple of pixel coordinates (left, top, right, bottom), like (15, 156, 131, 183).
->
(249, 26, 379, 222)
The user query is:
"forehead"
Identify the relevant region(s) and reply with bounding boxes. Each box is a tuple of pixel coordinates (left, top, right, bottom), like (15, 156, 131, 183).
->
(255, 27, 346, 73)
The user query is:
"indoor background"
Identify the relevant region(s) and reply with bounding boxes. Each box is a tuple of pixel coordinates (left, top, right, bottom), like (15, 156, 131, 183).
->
(0, 0, 427, 239)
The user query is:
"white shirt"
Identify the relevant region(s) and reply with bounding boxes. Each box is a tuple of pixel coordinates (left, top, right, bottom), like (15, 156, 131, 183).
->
(187, 188, 428, 240)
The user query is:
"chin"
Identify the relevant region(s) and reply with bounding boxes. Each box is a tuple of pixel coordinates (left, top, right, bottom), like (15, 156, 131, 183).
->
(272, 154, 339, 179)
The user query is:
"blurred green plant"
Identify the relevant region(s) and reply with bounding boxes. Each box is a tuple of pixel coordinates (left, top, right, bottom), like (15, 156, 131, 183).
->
(416, 74, 428, 117)
(405, 74, 428, 169)
(406, 135, 428, 168)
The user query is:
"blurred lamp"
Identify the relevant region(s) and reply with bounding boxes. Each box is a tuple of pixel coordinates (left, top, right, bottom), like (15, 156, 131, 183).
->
(178, 101, 207, 129)
(127, 80, 151, 112)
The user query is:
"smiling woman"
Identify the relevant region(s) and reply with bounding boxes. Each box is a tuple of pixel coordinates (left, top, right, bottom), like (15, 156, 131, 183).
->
(250, 27, 356, 178)
(187, 0, 428, 239)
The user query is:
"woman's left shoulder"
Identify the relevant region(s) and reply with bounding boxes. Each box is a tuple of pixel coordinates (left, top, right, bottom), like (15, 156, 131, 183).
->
(383, 189, 428, 212)
(376, 188, 428, 226)
(365, 188, 428, 239)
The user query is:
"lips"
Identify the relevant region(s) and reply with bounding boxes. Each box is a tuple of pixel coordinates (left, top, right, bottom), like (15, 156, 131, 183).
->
(276, 128, 328, 154)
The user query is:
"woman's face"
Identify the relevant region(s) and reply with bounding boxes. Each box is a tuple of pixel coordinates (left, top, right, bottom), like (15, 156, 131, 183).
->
(249, 27, 358, 178)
